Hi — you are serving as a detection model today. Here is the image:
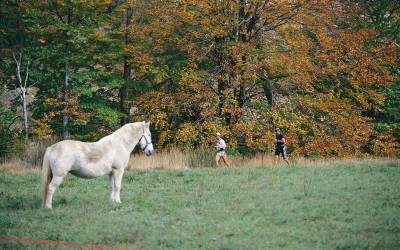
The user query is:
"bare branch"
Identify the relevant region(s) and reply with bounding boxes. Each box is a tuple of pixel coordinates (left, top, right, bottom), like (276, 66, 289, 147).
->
(12, 52, 18, 63)
(30, 81, 38, 87)
(6, 116, 22, 132)
(13, 52, 22, 85)
(252, 3, 304, 38)
(24, 60, 30, 88)
(50, 0, 66, 23)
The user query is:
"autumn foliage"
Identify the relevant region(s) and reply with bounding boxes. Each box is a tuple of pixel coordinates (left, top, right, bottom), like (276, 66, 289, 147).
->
(2, 0, 398, 157)
(127, 0, 398, 156)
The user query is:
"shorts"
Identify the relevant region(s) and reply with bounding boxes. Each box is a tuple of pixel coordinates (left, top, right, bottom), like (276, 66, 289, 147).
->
(217, 150, 226, 156)
(275, 146, 287, 159)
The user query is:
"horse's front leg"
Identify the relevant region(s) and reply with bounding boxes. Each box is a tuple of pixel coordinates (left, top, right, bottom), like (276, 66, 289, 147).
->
(109, 173, 115, 202)
(113, 168, 125, 203)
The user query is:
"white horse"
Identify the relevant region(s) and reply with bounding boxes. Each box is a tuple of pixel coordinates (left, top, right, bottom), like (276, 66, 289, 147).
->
(40, 121, 153, 209)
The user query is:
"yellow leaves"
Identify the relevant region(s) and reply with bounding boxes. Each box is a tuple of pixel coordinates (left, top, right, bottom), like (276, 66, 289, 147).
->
(123, 0, 398, 157)
(175, 123, 198, 147)
(196, 121, 228, 146)
(288, 94, 376, 156)
(125, 45, 153, 76)
(220, 88, 241, 118)
(370, 129, 400, 156)
(231, 122, 260, 149)
(30, 118, 54, 139)
(158, 129, 173, 147)
(151, 112, 168, 130)
(178, 68, 202, 89)
(313, 24, 395, 90)
(31, 93, 91, 138)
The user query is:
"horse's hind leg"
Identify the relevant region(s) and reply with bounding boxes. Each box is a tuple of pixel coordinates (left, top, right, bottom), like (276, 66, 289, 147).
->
(45, 175, 65, 209)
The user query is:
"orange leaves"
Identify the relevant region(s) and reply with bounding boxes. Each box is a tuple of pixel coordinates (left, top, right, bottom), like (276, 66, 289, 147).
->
(220, 88, 240, 118)
(370, 129, 400, 156)
(125, 45, 152, 76)
(31, 93, 91, 138)
(231, 121, 268, 151)
(313, 26, 395, 88)
(43, 96, 91, 123)
(126, 0, 398, 156)
(288, 95, 375, 156)
(30, 118, 54, 139)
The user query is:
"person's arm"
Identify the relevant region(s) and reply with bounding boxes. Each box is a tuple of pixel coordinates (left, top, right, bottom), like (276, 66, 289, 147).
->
(215, 139, 225, 149)
(275, 137, 285, 143)
(218, 139, 226, 149)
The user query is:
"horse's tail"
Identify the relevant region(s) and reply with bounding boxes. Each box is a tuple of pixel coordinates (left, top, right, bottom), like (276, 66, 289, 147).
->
(40, 148, 52, 207)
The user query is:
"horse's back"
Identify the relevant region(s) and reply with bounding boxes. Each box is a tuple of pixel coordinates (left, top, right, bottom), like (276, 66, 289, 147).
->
(47, 140, 88, 156)
(46, 139, 118, 177)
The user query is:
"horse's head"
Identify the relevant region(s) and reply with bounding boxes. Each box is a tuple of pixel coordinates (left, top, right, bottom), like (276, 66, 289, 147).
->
(139, 121, 154, 156)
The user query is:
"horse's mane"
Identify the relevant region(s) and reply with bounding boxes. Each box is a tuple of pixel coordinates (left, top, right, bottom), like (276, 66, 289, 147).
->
(99, 122, 141, 142)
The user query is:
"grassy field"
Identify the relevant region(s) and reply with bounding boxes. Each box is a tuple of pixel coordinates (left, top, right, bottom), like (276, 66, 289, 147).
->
(0, 160, 399, 249)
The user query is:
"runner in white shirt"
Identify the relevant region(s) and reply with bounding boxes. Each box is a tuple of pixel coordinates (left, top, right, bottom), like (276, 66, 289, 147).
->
(215, 132, 231, 167)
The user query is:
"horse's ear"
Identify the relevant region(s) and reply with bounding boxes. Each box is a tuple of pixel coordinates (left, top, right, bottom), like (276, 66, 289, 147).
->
(146, 121, 150, 127)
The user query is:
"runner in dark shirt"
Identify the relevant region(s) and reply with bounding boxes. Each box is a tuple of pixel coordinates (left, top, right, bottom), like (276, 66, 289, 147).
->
(274, 128, 290, 165)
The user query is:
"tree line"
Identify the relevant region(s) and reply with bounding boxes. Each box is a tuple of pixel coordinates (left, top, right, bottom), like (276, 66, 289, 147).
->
(1, 0, 399, 157)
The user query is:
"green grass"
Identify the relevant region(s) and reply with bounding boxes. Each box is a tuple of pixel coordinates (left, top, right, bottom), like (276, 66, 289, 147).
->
(1, 162, 399, 249)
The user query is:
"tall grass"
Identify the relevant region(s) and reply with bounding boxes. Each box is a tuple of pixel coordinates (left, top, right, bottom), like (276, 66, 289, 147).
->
(127, 148, 189, 170)
(186, 147, 216, 168)
(19, 139, 57, 166)
(1, 140, 398, 174)
(0, 138, 56, 174)
(128, 150, 399, 170)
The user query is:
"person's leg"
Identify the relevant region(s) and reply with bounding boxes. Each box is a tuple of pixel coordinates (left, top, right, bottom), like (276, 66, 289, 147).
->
(215, 154, 221, 167)
(221, 154, 231, 168)
(274, 148, 279, 164)
(282, 146, 290, 165)
(283, 157, 290, 165)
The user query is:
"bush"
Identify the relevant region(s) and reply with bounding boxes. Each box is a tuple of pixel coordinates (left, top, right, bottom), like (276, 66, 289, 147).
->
(20, 138, 57, 166)
(0, 128, 24, 158)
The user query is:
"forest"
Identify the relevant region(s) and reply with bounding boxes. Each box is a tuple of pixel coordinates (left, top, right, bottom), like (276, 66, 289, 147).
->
(1, 0, 399, 158)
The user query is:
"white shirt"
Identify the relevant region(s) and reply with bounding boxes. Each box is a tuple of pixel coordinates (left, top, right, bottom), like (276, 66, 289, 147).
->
(216, 138, 226, 150)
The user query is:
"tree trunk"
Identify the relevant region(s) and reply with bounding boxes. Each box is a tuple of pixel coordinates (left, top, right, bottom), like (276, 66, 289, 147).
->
(238, 83, 245, 108)
(13, 52, 29, 139)
(62, 10, 72, 139)
(218, 74, 233, 124)
(120, 6, 133, 126)
(237, 1, 246, 109)
(120, 61, 131, 126)
(22, 90, 28, 139)
(62, 44, 70, 139)
(262, 79, 273, 107)
(238, 0, 246, 42)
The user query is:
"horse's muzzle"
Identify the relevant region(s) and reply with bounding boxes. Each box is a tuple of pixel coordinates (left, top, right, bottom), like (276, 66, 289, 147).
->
(143, 143, 154, 156)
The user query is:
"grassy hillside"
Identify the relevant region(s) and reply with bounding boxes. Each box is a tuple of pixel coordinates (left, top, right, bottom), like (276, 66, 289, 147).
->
(0, 161, 399, 249)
